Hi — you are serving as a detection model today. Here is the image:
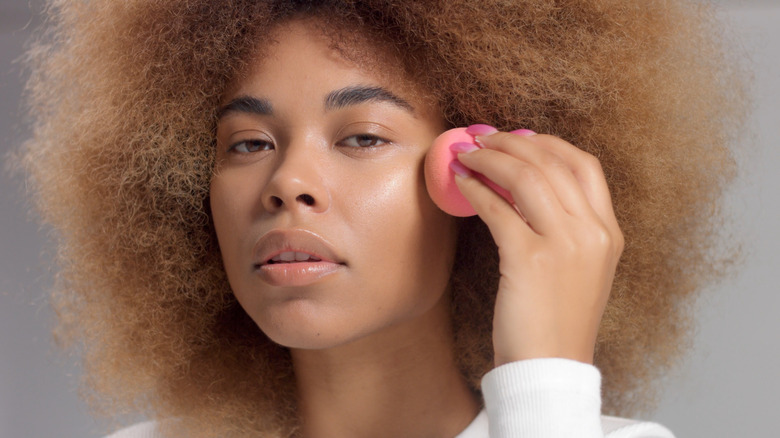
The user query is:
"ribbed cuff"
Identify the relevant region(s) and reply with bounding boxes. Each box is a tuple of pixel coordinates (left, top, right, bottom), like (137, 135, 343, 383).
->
(481, 358, 603, 438)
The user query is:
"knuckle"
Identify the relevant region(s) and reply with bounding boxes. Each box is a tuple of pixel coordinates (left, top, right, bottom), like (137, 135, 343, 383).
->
(512, 161, 543, 185)
(578, 223, 613, 254)
(593, 226, 612, 250)
(582, 153, 603, 171)
(485, 197, 508, 217)
(540, 152, 568, 171)
(588, 224, 625, 261)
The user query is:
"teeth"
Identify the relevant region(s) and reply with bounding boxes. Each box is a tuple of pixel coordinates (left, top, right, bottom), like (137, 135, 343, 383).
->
(296, 252, 315, 261)
(270, 252, 322, 263)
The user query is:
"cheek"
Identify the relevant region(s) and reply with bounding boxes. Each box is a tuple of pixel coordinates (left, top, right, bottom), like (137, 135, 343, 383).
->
(333, 156, 423, 242)
(337, 158, 457, 289)
(209, 173, 259, 278)
(344, 168, 409, 230)
(210, 177, 239, 243)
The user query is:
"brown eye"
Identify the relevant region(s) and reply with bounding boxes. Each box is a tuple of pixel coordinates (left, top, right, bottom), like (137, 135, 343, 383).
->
(339, 134, 388, 148)
(229, 139, 274, 153)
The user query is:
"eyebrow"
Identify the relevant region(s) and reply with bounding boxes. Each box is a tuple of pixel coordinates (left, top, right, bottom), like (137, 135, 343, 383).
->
(324, 85, 415, 113)
(217, 85, 415, 120)
(217, 96, 273, 119)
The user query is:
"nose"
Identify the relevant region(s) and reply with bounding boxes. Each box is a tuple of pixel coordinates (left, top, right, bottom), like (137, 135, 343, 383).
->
(260, 141, 330, 214)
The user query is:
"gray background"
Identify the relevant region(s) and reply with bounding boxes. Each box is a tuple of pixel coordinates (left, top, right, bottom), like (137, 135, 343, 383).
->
(1, 1, 777, 437)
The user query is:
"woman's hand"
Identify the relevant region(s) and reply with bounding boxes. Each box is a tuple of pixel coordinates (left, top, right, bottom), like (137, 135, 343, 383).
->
(452, 127, 624, 366)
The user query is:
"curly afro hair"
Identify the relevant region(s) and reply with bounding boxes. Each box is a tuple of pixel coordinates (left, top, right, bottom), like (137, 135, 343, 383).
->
(22, 0, 746, 436)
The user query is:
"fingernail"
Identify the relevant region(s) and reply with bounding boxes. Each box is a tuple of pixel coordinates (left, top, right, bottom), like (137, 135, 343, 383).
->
(473, 135, 489, 148)
(510, 128, 536, 137)
(465, 124, 498, 136)
(449, 160, 472, 178)
(449, 141, 480, 153)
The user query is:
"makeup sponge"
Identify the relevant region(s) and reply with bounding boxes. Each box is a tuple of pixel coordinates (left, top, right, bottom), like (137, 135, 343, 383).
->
(425, 128, 476, 217)
(424, 127, 513, 217)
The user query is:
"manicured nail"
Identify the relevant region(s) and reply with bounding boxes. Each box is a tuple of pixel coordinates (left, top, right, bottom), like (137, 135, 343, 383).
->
(449, 141, 480, 153)
(510, 128, 536, 136)
(465, 124, 499, 136)
(449, 160, 472, 178)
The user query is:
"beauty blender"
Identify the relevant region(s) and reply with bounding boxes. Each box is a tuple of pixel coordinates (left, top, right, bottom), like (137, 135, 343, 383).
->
(424, 127, 513, 217)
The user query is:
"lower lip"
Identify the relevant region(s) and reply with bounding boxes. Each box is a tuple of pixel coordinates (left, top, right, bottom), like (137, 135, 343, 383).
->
(256, 262, 345, 287)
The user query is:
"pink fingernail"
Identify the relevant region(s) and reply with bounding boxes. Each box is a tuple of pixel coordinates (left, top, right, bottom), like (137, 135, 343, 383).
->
(473, 135, 488, 148)
(465, 124, 498, 136)
(449, 141, 480, 153)
(449, 160, 472, 178)
(510, 129, 536, 136)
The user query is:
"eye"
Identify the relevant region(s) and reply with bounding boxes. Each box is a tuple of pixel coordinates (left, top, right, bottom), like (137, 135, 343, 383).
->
(338, 134, 389, 148)
(228, 139, 274, 153)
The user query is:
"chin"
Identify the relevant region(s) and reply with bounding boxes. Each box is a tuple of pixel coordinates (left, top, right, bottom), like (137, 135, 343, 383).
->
(262, 324, 347, 350)
(251, 301, 364, 350)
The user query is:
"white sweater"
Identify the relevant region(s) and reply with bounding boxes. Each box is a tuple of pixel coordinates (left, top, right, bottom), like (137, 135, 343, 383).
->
(106, 358, 674, 438)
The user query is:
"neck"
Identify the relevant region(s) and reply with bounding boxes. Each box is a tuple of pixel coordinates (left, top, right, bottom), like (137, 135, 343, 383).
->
(291, 296, 480, 438)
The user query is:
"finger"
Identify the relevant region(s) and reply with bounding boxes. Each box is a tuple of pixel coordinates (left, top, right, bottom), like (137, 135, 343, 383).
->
(477, 132, 595, 219)
(456, 148, 565, 235)
(518, 135, 624, 253)
(452, 172, 536, 243)
(486, 133, 618, 227)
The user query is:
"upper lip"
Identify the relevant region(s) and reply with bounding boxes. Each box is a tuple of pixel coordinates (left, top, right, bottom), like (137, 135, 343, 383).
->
(253, 229, 344, 267)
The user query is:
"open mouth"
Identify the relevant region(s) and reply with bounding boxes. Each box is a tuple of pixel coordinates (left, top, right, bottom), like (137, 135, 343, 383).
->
(252, 230, 346, 286)
(265, 251, 323, 265)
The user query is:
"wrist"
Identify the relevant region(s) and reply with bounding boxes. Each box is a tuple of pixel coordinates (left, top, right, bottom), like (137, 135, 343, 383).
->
(493, 337, 595, 367)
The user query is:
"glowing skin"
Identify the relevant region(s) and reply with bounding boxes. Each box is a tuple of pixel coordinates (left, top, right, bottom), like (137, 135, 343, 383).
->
(209, 18, 483, 433)
(210, 21, 480, 438)
(210, 15, 623, 438)
(211, 24, 458, 351)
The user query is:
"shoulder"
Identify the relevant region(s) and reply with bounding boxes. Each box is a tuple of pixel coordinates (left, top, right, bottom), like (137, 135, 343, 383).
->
(601, 415, 675, 438)
(104, 420, 162, 438)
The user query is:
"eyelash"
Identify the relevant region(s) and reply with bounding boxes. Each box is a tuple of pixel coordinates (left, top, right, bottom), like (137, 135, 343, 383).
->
(337, 134, 389, 149)
(227, 134, 390, 153)
(228, 139, 273, 154)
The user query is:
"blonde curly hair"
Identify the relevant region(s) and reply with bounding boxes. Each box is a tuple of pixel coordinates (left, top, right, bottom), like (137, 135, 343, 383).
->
(22, 0, 746, 436)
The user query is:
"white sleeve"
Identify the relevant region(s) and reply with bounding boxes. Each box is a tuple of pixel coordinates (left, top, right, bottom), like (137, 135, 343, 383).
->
(104, 420, 161, 438)
(480, 359, 675, 438)
(481, 358, 604, 438)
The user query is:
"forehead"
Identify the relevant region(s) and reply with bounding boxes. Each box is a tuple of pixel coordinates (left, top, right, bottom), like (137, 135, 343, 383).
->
(222, 18, 432, 108)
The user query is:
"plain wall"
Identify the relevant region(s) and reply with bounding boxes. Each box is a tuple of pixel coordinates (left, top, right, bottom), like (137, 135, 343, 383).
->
(1, 1, 777, 437)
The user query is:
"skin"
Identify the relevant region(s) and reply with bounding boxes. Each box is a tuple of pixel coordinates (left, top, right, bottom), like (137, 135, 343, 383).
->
(210, 20, 477, 438)
(455, 129, 624, 366)
(210, 17, 623, 438)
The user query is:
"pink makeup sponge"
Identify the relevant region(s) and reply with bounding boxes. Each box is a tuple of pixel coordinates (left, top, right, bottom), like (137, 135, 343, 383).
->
(425, 128, 477, 217)
(425, 127, 514, 217)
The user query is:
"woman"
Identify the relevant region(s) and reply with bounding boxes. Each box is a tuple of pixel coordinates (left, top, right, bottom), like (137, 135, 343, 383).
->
(22, 1, 745, 437)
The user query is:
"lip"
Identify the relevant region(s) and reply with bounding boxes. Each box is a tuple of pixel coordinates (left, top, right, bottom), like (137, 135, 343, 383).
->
(253, 229, 346, 287)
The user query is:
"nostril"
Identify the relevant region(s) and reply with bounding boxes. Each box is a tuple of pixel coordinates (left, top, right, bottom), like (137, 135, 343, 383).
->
(271, 196, 283, 208)
(298, 194, 315, 206)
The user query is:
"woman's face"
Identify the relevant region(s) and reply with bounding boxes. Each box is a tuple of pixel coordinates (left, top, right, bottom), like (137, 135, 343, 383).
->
(210, 19, 458, 350)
